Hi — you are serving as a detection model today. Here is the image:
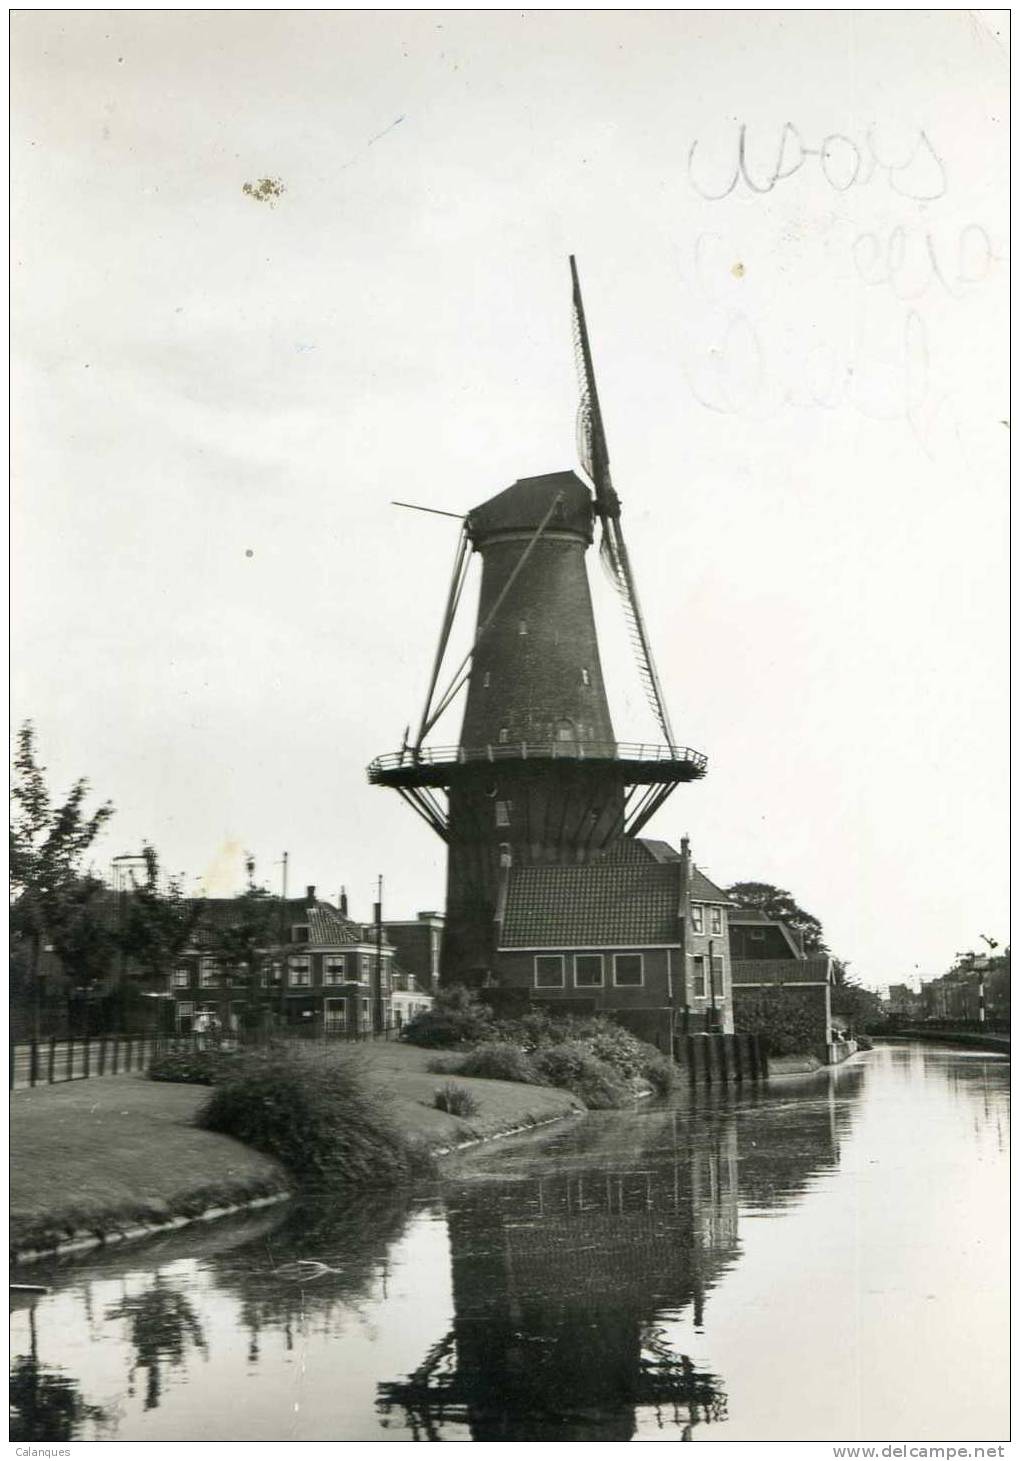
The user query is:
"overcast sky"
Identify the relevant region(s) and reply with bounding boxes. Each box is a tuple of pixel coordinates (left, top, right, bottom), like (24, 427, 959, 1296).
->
(11, 10, 1008, 989)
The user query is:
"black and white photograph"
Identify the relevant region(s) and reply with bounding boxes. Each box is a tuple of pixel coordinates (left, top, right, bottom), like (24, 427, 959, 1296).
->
(9, 9, 1010, 1450)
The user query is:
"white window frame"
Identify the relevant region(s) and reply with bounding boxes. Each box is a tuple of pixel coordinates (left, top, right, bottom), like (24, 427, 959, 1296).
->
(288, 957, 311, 988)
(690, 905, 704, 935)
(323, 956, 346, 986)
(360, 954, 371, 983)
(324, 997, 347, 1031)
(574, 953, 604, 988)
(199, 957, 219, 988)
(612, 952, 644, 988)
(534, 954, 565, 989)
(691, 955, 707, 999)
(495, 800, 511, 828)
(709, 906, 723, 936)
(172, 967, 191, 989)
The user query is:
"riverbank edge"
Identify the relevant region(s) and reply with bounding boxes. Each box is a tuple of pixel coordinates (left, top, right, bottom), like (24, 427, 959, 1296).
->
(10, 1099, 584, 1267)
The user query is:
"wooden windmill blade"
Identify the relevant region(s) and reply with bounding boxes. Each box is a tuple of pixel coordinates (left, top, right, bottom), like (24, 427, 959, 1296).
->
(569, 256, 677, 751)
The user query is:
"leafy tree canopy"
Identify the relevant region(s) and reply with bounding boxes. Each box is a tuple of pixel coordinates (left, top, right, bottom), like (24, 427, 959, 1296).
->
(10, 722, 114, 951)
(725, 881, 827, 954)
(119, 844, 205, 984)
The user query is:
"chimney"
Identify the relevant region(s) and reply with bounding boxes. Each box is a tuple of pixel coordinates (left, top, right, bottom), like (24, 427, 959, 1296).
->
(340, 887, 348, 916)
(306, 884, 316, 903)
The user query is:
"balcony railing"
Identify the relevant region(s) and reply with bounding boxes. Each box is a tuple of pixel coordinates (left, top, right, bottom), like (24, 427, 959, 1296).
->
(368, 740, 707, 778)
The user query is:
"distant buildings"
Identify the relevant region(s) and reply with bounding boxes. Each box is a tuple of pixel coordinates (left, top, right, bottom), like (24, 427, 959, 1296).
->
(168, 891, 435, 1036)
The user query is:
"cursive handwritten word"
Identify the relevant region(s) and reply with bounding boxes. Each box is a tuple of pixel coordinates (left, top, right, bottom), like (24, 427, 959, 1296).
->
(688, 123, 947, 203)
(685, 308, 930, 431)
(853, 223, 1003, 300)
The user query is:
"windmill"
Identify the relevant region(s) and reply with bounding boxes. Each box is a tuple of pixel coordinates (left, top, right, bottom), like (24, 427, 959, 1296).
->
(368, 259, 707, 981)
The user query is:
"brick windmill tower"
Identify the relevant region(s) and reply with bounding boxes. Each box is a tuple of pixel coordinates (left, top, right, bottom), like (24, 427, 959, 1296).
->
(369, 260, 706, 981)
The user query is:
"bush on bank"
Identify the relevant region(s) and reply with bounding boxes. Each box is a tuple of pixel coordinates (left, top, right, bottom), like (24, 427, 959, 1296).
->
(406, 988, 676, 1107)
(148, 1048, 241, 1085)
(198, 1045, 415, 1187)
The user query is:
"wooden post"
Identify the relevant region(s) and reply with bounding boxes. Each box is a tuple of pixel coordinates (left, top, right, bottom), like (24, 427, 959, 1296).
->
(47, 1036, 57, 1085)
(29, 1039, 38, 1087)
(98, 1036, 107, 1076)
(83, 1036, 91, 1078)
(112, 1036, 120, 1075)
(66, 1037, 74, 1081)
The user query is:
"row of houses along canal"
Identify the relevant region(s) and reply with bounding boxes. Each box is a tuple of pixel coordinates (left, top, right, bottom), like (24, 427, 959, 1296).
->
(10, 1042, 1009, 1442)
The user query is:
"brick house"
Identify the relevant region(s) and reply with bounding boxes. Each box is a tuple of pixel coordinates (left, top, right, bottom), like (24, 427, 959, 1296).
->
(381, 911, 444, 995)
(169, 887, 432, 1036)
(491, 836, 735, 1046)
(728, 910, 838, 1059)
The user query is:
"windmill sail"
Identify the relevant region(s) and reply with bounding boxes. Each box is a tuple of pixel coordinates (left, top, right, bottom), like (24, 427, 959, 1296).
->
(570, 256, 677, 750)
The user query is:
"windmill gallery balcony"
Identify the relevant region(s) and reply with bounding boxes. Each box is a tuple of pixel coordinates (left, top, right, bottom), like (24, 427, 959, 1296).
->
(367, 740, 707, 789)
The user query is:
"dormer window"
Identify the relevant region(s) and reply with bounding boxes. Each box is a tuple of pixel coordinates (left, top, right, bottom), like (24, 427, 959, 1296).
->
(292, 924, 310, 943)
(690, 905, 704, 935)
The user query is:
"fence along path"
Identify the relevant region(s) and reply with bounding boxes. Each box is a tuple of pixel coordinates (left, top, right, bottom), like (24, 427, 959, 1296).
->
(9, 1025, 402, 1090)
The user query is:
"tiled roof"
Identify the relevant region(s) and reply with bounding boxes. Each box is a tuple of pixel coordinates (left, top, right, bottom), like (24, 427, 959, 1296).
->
(594, 838, 733, 905)
(306, 905, 366, 945)
(500, 862, 681, 948)
(688, 868, 733, 905)
(731, 957, 832, 986)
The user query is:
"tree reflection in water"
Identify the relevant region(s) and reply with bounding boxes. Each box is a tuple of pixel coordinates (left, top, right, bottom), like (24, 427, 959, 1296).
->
(9, 1304, 109, 1442)
(105, 1277, 207, 1410)
(380, 1071, 864, 1441)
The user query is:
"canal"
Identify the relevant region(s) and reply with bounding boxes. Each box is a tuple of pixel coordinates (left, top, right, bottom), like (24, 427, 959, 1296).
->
(10, 1043, 1009, 1442)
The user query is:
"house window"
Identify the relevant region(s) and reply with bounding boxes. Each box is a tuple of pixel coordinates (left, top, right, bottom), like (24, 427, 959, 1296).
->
(518, 621, 528, 636)
(323, 957, 346, 986)
(498, 842, 512, 868)
(581, 667, 590, 685)
(324, 997, 347, 1032)
(292, 925, 310, 943)
(288, 957, 311, 988)
(199, 958, 219, 988)
(613, 953, 643, 987)
(172, 967, 190, 989)
(709, 906, 723, 936)
(690, 905, 704, 935)
(692, 956, 707, 998)
(711, 955, 725, 995)
(361, 997, 371, 1022)
(483, 672, 491, 687)
(498, 728, 510, 744)
(360, 954, 372, 983)
(495, 800, 511, 827)
(574, 954, 604, 988)
(535, 955, 565, 988)
(177, 1001, 195, 1032)
(556, 722, 574, 742)
(750, 928, 766, 943)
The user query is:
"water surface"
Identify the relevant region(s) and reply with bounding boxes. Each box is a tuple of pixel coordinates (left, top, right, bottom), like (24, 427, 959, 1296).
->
(10, 1044, 1009, 1441)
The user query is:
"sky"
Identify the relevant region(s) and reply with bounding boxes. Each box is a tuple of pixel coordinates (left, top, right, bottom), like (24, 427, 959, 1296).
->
(11, 11, 1009, 990)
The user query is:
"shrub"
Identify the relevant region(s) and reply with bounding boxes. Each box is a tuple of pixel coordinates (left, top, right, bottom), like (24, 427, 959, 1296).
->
(433, 1082, 480, 1117)
(403, 986, 493, 1048)
(425, 1055, 465, 1075)
(198, 1045, 412, 1186)
(148, 1048, 240, 1085)
(457, 1042, 538, 1084)
(531, 1041, 632, 1110)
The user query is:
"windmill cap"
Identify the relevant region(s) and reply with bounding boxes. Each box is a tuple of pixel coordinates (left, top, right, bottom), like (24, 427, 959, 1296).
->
(466, 470, 594, 546)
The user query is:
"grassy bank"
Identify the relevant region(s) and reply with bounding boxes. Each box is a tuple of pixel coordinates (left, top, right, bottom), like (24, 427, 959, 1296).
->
(10, 1044, 582, 1261)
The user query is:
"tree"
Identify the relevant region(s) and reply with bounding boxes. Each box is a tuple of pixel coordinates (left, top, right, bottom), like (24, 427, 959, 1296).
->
(10, 723, 115, 1037)
(119, 844, 204, 992)
(725, 881, 827, 954)
(202, 856, 279, 1030)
